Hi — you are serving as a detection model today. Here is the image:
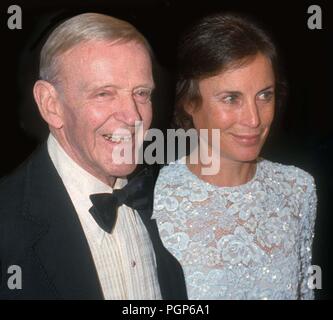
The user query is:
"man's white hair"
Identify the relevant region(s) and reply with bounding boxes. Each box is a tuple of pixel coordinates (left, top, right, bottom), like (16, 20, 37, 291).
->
(39, 12, 152, 84)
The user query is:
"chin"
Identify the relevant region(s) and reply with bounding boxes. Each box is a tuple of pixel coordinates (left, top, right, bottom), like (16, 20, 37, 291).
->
(106, 163, 137, 178)
(238, 155, 259, 163)
(227, 147, 261, 163)
(237, 151, 261, 163)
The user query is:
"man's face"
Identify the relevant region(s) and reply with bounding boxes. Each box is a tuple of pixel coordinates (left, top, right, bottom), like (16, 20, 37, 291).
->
(54, 40, 154, 185)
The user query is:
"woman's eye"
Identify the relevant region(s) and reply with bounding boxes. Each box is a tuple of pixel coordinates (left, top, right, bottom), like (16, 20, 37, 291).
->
(258, 91, 274, 102)
(222, 95, 239, 104)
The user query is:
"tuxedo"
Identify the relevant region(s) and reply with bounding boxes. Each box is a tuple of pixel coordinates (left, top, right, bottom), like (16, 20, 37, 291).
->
(0, 143, 187, 299)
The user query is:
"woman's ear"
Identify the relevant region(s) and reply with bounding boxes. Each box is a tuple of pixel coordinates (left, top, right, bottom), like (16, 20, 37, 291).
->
(184, 101, 196, 116)
(33, 80, 64, 129)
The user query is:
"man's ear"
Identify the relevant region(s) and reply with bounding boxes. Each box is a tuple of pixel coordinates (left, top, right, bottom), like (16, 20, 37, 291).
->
(33, 80, 64, 129)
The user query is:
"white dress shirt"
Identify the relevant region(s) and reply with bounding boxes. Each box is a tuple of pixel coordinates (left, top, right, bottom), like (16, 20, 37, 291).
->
(47, 134, 162, 299)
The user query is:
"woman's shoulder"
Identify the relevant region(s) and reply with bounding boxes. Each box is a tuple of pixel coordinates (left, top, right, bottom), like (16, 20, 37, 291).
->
(259, 158, 316, 194)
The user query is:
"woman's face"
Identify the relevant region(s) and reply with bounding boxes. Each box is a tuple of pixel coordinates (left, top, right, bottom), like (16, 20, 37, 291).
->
(188, 53, 275, 163)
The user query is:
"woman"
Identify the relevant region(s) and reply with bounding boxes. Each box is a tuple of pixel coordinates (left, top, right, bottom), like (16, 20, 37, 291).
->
(152, 13, 317, 299)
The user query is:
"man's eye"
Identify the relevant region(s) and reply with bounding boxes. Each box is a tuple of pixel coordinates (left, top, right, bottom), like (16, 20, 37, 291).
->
(96, 92, 109, 97)
(258, 91, 274, 102)
(133, 89, 152, 103)
(94, 91, 117, 100)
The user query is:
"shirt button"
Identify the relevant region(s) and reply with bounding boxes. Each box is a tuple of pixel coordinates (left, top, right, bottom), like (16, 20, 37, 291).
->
(131, 260, 136, 268)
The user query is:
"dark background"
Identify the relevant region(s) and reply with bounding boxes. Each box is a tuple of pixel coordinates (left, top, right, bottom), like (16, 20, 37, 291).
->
(0, 0, 332, 299)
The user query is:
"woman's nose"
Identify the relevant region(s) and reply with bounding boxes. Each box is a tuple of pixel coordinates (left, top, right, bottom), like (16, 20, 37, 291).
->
(241, 99, 260, 128)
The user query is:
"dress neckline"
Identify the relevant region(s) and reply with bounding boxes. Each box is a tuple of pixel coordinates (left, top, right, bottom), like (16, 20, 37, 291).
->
(178, 157, 263, 191)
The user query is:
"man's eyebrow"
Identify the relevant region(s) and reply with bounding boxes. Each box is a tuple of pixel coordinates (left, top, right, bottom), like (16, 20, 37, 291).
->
(133, 83, 155, 90)
(82, 84, 119, 92)
(82, 83, 155, 92)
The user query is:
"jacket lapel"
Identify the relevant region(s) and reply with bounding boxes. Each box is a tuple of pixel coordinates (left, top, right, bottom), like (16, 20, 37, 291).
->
(133, 165, 187, 300)
(137, 207, 187, 300)
(23, 144, 103, 299)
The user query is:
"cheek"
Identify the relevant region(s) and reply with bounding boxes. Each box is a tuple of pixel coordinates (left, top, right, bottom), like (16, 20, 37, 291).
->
(87, 107, 109, 125)
(66, 108, 105, 146)
(260, 105, 275, 127)
(214, 110, 238, 130)
(79, 106, 111, 133)
(204, 106, 238, 131)
(191, 105, 211, 129)
(192, 102, 238, 131)
(139, 105, 153, 129)
(61, 107, 82, 137)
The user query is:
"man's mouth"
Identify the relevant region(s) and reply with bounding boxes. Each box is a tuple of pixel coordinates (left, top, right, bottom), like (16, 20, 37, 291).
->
(102, 133, 133, 143)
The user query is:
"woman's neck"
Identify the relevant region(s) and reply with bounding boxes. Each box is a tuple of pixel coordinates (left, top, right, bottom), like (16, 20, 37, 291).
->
(186, 155, 257, 187)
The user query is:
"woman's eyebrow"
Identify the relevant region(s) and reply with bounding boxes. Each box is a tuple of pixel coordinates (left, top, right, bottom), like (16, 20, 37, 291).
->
(258, 85, 275, 93)
(213, 90, 242, 97)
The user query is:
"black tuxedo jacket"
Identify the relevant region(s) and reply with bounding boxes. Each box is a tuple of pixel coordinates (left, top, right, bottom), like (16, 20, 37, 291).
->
(0, 143, 187, 299)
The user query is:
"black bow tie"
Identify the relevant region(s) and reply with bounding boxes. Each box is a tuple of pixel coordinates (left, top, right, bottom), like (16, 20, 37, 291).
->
(89, 167, 155, 233)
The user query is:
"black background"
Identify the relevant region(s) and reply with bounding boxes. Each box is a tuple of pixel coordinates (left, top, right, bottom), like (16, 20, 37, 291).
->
(0, 0, 332, 299)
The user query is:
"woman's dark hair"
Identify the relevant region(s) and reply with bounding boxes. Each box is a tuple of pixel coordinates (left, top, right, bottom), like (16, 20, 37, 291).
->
(174, 12, 286, 129)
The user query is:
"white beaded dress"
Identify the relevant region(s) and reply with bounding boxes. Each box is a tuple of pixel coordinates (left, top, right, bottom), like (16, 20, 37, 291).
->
(152, 158, 317, 300)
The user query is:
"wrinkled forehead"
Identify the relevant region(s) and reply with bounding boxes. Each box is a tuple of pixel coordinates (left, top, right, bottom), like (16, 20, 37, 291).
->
(55, 40, 154, 88)
(58, 39, 152, 69)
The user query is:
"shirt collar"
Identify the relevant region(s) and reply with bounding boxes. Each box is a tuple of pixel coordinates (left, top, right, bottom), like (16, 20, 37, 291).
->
(47, 133, 127, 244)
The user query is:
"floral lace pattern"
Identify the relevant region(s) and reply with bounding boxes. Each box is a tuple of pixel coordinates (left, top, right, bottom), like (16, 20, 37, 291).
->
(152, 158, 317, 300)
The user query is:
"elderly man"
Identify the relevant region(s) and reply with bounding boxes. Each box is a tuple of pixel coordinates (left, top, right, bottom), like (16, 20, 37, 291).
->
(0, 13, 187, 300)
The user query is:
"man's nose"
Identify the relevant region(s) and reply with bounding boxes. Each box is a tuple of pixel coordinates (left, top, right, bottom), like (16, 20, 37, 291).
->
(115, 94, 142, 126)
(241, 98, 260, 128)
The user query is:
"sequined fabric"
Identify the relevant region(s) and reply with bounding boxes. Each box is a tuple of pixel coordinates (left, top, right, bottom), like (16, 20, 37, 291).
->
(152, 158, 317, 300)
